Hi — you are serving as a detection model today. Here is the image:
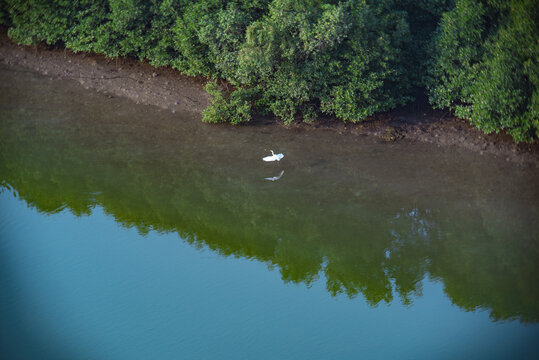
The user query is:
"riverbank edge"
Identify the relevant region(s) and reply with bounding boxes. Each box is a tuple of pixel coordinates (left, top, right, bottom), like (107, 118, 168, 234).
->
(1, 30, 537, 164)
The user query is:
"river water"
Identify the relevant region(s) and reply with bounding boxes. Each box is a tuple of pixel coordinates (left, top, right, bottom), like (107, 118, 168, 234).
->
(1, 65, 538, 359)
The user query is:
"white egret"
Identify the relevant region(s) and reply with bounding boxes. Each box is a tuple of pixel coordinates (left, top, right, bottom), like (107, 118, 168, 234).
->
(262, 150, 284, 162)
(265, 170, 284, 181)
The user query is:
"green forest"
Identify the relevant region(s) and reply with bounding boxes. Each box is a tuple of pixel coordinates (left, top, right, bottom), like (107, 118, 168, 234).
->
(1, 0, 537, 142)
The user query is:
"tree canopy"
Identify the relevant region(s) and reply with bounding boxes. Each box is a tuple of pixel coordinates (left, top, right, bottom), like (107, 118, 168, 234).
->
(426, 0, 538, 142)
(1, 0, 537, 142)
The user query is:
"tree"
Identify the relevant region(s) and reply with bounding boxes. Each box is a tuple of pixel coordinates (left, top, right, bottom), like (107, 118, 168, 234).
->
(426, 0, 538, 142)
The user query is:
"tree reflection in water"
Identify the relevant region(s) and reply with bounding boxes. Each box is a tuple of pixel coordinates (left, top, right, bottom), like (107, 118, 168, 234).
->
(1, 68, 537, 324)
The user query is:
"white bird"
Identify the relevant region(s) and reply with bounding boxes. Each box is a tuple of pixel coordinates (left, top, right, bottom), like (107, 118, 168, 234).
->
(265, 170, 284, 181)
(262, 150, 284, 162)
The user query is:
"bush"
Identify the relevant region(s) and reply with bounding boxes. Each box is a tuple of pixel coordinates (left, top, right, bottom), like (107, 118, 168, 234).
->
(202, 81, 256, 125)
(5, 0, 72, 46)
(64, 1, 109, 53)
(213, 0, 416, 124)
(4, 0, 424, 126)
(0, 0, 7, 25)
(3, 0, 535, 142)
(426, 0, 538, 142)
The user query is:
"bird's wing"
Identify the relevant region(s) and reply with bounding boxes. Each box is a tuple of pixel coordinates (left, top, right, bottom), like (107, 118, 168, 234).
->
(265, 170, 284, 181)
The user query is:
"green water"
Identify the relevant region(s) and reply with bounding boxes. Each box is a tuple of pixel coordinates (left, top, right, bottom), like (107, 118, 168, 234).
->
(1, 65, 538, 359)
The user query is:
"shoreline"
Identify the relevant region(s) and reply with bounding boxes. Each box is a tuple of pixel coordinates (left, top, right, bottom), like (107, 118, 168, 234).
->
(1, 31, 537, 164)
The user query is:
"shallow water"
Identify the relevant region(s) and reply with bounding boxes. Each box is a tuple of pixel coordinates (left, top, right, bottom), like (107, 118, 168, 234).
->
(1, 65, 538, 359)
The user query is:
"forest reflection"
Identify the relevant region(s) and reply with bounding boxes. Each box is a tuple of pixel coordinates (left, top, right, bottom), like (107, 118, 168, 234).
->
(3, 64, 539, 324)
(1, 107, 537, 325)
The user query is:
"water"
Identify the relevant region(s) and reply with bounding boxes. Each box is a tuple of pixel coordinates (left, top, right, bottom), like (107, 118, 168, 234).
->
(1, 65, 538, 359)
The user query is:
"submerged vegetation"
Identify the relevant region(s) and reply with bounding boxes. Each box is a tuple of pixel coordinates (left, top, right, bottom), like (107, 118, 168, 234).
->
(1, 0, 537, 142)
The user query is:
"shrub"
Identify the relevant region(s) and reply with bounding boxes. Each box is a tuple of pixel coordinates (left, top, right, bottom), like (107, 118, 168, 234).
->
(229, 0, 415, 124)
(426, 0, 538, 142)
(6, 0, 72, 46)
(202, 81, 257, 124)
(4, 0, 534, 142)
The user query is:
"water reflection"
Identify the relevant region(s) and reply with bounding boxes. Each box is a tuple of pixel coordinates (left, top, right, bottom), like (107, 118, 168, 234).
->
(1, 66, 538, 324)
(265, 170, 284, 181)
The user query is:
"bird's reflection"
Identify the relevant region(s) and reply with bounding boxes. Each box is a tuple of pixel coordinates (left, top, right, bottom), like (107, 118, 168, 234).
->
(264, 170, 285, 181)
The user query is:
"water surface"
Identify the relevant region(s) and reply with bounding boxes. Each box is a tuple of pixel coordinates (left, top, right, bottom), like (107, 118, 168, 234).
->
(1, 65, 538, 359)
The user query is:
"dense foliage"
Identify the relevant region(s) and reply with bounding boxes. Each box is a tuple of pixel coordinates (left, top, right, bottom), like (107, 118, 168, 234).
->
(1, 0, 537, 141)
(426, 0, 538, 142)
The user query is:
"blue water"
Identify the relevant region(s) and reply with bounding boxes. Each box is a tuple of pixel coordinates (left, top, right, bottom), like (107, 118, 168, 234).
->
(1, 65, 538, 359)
(2, 194, 537, 360)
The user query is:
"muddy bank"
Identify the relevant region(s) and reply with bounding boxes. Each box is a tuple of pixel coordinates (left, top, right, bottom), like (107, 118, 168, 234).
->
(0, 31, 537, 164)
(0, 32, 210, 114)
